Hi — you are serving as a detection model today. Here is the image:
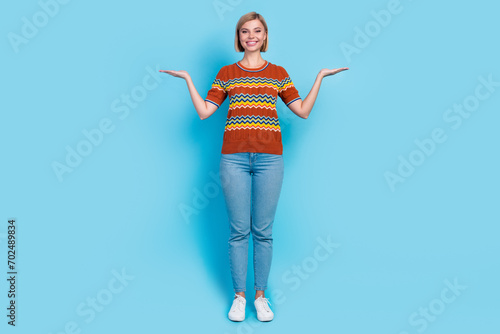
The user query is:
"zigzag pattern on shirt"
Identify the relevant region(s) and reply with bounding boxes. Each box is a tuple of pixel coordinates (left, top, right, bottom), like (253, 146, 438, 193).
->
(210, 78, 225, 91)
(229, 93, 277, 110)
(213, 76, 297, 93)
(225, 77, 281, 91)
(225, 115, 281, 132)
(280, 77, 296, 91)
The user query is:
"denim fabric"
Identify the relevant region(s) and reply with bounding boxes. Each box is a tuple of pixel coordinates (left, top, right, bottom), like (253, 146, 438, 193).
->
(219, 152, 284, 292)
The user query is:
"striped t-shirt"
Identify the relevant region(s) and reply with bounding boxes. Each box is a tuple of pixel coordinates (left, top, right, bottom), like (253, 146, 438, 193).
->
(205, 60, 301, 155)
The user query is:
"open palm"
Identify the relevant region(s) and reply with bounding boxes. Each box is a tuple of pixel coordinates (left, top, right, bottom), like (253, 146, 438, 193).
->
(159, 69, 189, 79)
(319, 67, 349, 78)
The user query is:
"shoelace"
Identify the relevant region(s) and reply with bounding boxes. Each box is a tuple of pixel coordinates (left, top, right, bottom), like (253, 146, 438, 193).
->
(233, 295, 245, 312)
(257, 297, 272, 312)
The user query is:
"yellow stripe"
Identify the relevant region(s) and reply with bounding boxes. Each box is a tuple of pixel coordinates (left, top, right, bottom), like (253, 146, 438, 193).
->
(226, 123, 280, 129)
(229, 102, 275, 108)
(226, 83, 280, 90)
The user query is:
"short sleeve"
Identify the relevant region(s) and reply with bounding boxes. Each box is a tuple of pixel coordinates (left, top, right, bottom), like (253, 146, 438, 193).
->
(278, 67, 301, 106)
(205, 66, 228, 108)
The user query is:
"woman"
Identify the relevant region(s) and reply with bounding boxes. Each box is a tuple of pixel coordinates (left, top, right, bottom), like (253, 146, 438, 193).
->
(160, 11, 348, 322)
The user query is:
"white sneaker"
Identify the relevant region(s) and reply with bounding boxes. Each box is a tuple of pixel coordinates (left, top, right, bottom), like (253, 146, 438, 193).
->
(254, 296, 274, 321)
(228, 294, 246, 321)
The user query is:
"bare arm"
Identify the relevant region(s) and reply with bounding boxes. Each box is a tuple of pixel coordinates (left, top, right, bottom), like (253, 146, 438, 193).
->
(159, 70, 218, 120)
(287, 67, 349, 119)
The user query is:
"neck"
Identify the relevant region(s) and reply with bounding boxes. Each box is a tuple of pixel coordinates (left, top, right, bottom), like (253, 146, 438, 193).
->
(240, 51, 265, 68)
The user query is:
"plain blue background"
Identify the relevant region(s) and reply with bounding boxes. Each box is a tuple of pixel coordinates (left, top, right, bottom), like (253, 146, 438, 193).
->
(1, 0, 499, 333)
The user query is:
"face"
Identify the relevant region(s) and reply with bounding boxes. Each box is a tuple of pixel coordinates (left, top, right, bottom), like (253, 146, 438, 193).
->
(239, 19, 267, 52)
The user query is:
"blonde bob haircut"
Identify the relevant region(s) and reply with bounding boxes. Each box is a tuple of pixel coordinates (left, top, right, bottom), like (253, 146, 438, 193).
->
(234, 12, 268, 52)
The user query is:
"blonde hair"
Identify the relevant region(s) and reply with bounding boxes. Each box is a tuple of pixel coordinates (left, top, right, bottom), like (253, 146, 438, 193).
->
(234, 12, 268, 52)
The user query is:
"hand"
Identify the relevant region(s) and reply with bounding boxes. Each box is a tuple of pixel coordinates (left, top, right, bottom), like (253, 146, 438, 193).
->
(159, 69, 190, 80)
(319, 67, 349, 78)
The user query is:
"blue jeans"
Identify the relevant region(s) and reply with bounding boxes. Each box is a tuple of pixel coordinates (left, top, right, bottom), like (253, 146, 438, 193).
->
(219, 152, 284, 292)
